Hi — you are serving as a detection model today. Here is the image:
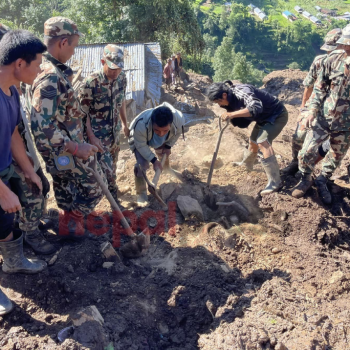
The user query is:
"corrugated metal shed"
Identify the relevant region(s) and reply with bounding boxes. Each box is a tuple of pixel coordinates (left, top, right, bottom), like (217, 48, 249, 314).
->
(294, 6, 303, 13)
(302, 11, 311, 18)
(258, 13, 267, 20)
(315, 6, 321, 11)
(68, 42, 162, 112)
(310, 16, 321, 23)
(254, 7, 262, 15)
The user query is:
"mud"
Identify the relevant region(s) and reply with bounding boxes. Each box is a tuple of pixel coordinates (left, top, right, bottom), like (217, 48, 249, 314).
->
(1, 70, 350, 350)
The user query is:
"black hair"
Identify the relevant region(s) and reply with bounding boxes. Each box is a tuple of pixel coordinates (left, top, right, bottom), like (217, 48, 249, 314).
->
(206, 80, 234, 101)
(44, 34, 75, 47)
(65, 67, 74, 77)
(151, 106, 174, 127)
(0, 30, 46, 66)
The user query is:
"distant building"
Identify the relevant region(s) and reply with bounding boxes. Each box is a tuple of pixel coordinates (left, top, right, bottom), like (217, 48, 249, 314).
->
(248, 4, 256, 12)
(294, 6, 303, 14)
(302, 11, 311, 19)
(333, 15, 350, 22)
(309, 16, 322, 25)
(258, 12, 268, 21)
(282, 11, 297, 22)
(315, 6, 321, 12)
(254, 7, 262, 15)
(320, 8, 337, 16)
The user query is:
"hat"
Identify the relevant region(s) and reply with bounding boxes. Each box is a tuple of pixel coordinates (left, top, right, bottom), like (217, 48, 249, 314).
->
(336, 26, 350, 46)
(103, 44, 124, 69)
(44, 17, 84, 37)
(0, 23, 10, 41)
(321, 28, 342, 51)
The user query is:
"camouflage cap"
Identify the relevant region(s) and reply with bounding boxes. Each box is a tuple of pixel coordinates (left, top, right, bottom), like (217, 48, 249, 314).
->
(103, 44, 124, 69)
(321, 28, 342, 51)
(44, 16, 84, 37)
(0, 23, 10, 41)
(336, 26, 350, 46)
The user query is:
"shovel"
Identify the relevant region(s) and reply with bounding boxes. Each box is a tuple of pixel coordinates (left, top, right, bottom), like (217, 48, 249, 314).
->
(204, 118, 230, 210)
(81, 155, 150, 259)
(139, 154, 168, 209)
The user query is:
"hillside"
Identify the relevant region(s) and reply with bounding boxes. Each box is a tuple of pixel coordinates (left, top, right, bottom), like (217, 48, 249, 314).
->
(2, 70, 350, 349)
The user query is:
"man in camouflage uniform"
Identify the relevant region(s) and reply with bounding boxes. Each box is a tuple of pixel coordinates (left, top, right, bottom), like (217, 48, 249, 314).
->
(281, 28, 343, 176)
(79, 45, 129, 201)
(28, 17, 105, 237)
(292, 27, 350, 204)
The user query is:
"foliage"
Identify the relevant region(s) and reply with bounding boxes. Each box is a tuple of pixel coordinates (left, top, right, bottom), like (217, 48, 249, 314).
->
(288, 62, 300, 69)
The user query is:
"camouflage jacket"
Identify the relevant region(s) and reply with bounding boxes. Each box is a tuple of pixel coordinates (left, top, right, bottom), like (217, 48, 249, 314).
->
(78, 69, 127, 146)
(303, 54, 328, 88)
(28, 53, 85, 169)
(309, 52, 350, 131)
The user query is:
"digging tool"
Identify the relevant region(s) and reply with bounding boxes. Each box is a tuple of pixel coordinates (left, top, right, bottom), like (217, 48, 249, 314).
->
(204, 118, 230, 211)
(207, 118, 230, 187)
(139, 154, 168, 209)
(80, 155, 150, 259)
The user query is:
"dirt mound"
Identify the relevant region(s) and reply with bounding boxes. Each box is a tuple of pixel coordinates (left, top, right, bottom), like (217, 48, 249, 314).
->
(262, 69, 307, 106)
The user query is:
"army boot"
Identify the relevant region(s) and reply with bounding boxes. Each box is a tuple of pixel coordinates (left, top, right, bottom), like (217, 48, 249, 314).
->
(315, 174, 332, 204)
(0, 230, 47, 274)
(135, 176, 149, 208)
(0, 288, 13, 316)
(24, 228, 56, 255)
(291, 173, 313, 198)
(261, 155, 282, 196)
(281, 147, 299, 176)
(232, 149, 257, 171)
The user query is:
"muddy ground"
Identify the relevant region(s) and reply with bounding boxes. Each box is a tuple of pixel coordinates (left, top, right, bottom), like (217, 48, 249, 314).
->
(1, 70, 350, 350)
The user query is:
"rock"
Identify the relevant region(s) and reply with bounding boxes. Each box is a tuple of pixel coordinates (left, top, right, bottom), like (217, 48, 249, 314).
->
(48, 254, 58, 266)
(177, 195, 204, 221)
(71, 306, 104, 327)
(100, 242, 119, 260)
(220, 264, 230, 273)
(201, 155, 223, 169)
(275, 343, 287, 350)
(167, 286, 185, 307)
(119, 185, 131, 195)
(72, 320, 108, 350)
(280, 211, 288, 221)
(229, 215, 240, 225)
(272, 248, 281, 254)
(329, 270, 344, 284)
(102, 262, 114, 269)
(160, 92, 176, 105)
(174, 86, 185, 94)
(116, 160, 125, 175)
(160, 183, 178, 201)
(67, 265, 74, 273)
(174, 101, 196, 114)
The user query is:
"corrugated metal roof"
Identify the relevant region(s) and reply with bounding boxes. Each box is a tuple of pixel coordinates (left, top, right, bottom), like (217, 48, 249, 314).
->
(67, 42, 162, 112)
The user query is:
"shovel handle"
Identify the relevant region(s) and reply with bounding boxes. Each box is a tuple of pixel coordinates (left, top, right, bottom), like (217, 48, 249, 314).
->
(78, 155, 135, 237)
(152, 154, 167, 187)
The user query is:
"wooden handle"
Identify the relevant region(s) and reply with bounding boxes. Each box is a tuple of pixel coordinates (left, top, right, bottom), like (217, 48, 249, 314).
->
(152, 154, 167, 187)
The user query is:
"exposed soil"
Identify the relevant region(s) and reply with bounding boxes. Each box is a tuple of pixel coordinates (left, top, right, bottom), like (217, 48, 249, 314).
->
(1, 70, 350, 350)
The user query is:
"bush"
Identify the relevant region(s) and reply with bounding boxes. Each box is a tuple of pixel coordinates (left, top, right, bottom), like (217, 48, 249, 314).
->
(288, 62, 300, 69)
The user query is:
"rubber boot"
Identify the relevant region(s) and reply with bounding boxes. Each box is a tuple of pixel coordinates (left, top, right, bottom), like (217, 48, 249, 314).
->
(232, 149, 257, 171)
(24, 228, 56, 255)
(58, 210, 85, 241)
(135, 176, 149, 208)
(292, 173, 313, 198)
(315, 174, 332, 204)
(0, 288, 13, 316)
(0, 230, 47, 274)
(281, 147, 299, 176)
(260, 155, 282, 196)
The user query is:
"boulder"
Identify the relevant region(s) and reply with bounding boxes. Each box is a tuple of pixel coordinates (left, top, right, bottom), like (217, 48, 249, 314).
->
(177, 195, 204, 221)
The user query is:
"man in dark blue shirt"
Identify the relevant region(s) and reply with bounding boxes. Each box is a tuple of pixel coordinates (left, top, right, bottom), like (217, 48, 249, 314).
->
(207, 81, 288, 196)
(0, 30, 47, 315)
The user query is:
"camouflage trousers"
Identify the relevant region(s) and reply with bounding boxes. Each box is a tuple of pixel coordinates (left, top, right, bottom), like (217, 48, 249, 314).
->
(49, 155, 106, 216)
(298, 118, 350, 177)
(291, 110, 309, 160)
(11, 162, 44, 232)
(98, 142, 120, 198)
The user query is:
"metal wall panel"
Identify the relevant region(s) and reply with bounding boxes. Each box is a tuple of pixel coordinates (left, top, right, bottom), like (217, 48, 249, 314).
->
(145, 43, 162, 108)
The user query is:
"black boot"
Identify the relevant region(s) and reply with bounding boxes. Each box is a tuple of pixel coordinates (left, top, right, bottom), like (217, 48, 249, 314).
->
(291, 173, 313, 198)
(315, 174, 332, 204)
(281, 147, 299, 176)
(0, 231, 47, 274)
(261, 155, 282, 196)
(0, 288, 13, 316)
(24, 228, 56, 255)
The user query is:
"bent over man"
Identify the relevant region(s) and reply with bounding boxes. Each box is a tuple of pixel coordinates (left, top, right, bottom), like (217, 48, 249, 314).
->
(207, 81, 288, 195)
(128, 102, 185, 207)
